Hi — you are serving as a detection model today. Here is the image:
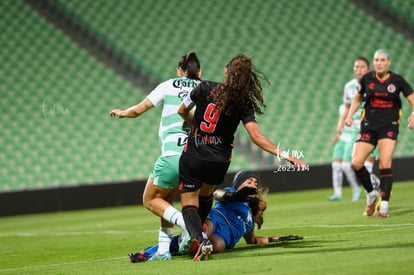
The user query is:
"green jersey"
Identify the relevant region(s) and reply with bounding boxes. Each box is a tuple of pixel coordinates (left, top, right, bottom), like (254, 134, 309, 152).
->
(343, 78, 364, 130)
(147, 77, 201, 156)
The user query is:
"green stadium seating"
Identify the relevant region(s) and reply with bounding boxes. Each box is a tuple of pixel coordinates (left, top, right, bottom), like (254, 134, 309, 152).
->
(1, 0, 413, 191)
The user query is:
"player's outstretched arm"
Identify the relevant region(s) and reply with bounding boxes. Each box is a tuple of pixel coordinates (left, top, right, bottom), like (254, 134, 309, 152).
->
(244, 122, 307, 169)
(213, 187, 257, 202)
(110, 98, 153, 118)
(406, 93, 414, 129)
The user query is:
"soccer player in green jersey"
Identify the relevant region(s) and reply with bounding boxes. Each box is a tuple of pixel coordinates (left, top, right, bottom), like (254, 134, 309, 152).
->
(110, 52, 201, 260)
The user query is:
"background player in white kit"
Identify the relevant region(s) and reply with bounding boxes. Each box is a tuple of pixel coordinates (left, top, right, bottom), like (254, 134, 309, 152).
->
(329, 57, 379, 201)
(110, 52, 202, 260)
(329, 103, 361, 201)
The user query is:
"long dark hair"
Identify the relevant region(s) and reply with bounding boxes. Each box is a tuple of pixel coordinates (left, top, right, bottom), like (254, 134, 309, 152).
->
(178, 51, 201, 80)
(356, 56, 370, 68)
(212, 54, 268, 116)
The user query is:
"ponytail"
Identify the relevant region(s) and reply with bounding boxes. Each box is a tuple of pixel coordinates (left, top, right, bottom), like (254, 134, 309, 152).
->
(178, 51, 201, 80)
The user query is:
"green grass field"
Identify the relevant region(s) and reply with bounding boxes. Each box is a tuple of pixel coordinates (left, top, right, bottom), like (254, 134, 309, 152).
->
(1, 181, 414, 275)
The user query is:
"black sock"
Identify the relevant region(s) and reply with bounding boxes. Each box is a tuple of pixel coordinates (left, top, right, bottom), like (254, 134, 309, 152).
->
(182, 205, 204, 243)
(379, 168, 393, 201)
(355, 166, 373, 193)
(198, 194, 213, 223)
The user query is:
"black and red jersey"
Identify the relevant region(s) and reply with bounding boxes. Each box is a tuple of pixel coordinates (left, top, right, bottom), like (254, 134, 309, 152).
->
(358, 71, 413, 128)
(184, 80, 256, 162)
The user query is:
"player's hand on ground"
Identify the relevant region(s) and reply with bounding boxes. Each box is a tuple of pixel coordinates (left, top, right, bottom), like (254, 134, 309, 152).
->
(110, 109, 124, 118)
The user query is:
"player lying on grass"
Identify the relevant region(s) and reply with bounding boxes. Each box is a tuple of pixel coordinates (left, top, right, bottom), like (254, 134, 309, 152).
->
(128, 171, 303, 262)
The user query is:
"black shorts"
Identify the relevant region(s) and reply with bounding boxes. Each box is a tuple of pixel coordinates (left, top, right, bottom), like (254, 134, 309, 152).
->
(356, 125, 399, 146)
(179, 153, 231, 192)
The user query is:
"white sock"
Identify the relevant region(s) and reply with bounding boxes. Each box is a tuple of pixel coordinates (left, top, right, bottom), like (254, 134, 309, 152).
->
(157, 227, 174, 254)
(380, 201, 389, 213)
(341, 161, 360, 193)
(366, 190, 378, 204)
(163, 206, 186, 230)
(331, 162, 343, 196)
(364, 160, 374, 173)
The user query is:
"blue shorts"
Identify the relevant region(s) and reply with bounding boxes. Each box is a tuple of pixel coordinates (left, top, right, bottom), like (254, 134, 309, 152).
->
(207, 209, 236, 249)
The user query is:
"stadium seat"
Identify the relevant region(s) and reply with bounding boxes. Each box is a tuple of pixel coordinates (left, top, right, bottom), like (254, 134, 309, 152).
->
(1, 0, 413, 191)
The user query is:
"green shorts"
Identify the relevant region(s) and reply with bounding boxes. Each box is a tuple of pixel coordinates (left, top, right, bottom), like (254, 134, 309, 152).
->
(332, 139, 347, 160)
(149, 155, 181, 189)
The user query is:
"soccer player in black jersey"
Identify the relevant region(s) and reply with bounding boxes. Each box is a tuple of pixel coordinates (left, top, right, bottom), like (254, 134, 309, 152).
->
(345, 49, 414, 218)
(177, 54, 307, 260)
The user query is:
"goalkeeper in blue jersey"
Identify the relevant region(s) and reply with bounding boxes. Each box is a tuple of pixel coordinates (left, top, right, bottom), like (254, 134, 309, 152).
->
(129, 171, 302, 262)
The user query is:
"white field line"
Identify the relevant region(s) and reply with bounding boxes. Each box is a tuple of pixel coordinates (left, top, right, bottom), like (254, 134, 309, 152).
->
(267, 223, 414, 229)
(306, 224, 414, 239)
(2, 224, 412, 237)
(0, 230, 135, 237)
(0, 256, 126, 273)
(262, 223, 414, 239)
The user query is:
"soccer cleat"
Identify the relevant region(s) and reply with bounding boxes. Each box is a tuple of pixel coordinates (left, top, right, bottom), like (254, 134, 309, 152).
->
(365, 191, 379, 216)
(178, 230, 193, 254)
(187, 239, 200, 255)
(193, 239, 213, 261)
(327, 195, 342, 201)
(128, 252, 148, 263)
(148, 252, 172, 261)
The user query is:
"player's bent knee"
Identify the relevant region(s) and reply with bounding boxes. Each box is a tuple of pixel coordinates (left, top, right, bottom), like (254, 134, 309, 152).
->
(209, 234, 226, 253)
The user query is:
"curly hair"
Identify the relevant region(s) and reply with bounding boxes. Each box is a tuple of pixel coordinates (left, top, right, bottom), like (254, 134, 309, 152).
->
(249, 196, 267, 229)
(248, 176, 269, 229)
(211, 54, 268, 116)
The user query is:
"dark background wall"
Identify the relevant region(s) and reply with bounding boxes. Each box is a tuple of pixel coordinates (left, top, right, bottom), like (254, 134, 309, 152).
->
(1, 157, 413, 217)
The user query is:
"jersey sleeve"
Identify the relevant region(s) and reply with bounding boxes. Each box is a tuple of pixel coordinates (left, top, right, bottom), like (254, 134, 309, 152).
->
(146, 81, 170, 107)
(183, 85, 200, 107)
(241, 112, 256, 124)
(399, 76, 414, 97)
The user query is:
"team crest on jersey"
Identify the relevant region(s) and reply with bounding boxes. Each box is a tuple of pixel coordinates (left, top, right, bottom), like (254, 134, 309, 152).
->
(387, 84, 396, 93)
(368, 83, 375, 90)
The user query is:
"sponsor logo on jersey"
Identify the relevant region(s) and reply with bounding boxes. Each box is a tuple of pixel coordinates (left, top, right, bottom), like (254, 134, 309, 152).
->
(173, 79, 199, 89)
(178, 90, 189, 100)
